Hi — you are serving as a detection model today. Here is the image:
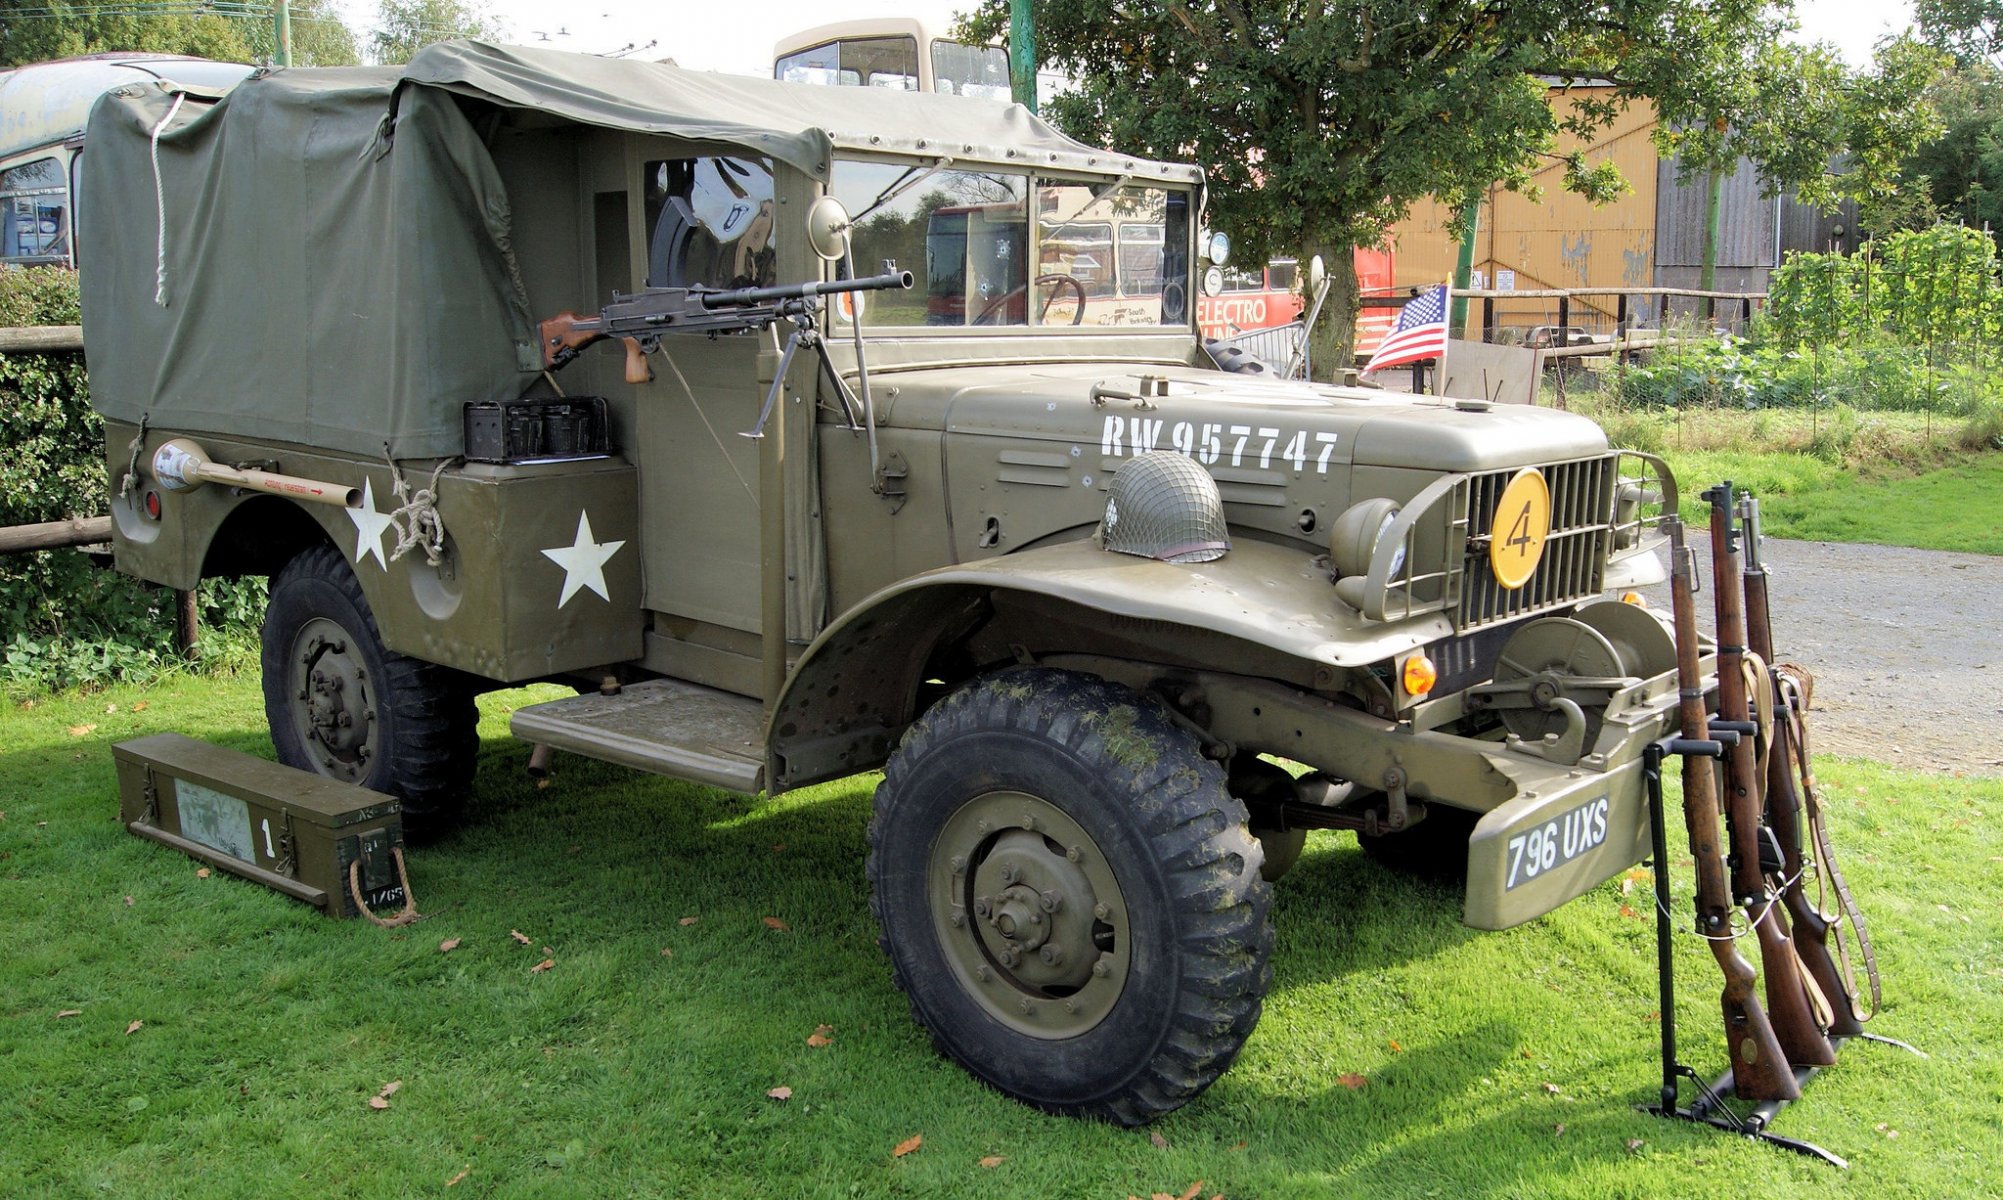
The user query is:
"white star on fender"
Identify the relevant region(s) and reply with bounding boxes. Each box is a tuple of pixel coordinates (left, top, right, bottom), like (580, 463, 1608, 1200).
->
(541, 512, 626, 607)
(346, 478, 395, 571)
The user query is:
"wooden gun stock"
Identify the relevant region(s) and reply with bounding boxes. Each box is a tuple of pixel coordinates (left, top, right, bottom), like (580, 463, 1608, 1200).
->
(538, 313, 653, 384)
(1704, 486, 1836, 1069)
(1667, 517, 1800, 1101)
(1740, 506, 1868, 1037)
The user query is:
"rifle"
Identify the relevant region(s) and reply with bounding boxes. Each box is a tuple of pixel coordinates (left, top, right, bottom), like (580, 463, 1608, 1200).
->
(1666, 515, 1800, 1101)
(1739, 494, 1872, 1036)
(539, 268, 914, 384)
(1703, 483, 1837, 1069)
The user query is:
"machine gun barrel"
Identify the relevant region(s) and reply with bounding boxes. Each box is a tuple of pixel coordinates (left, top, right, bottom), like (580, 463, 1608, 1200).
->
(1739, 494, 1868, 1037)
(1667, 515, 1801, 1102)
(698, 268, 913, 310)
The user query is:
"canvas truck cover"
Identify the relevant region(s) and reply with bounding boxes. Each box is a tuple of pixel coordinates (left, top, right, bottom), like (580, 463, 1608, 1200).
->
(82, 40, 1199, 459)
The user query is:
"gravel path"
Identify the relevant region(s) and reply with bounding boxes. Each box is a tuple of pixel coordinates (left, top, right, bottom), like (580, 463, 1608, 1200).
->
(1639, 535, 2003, 777)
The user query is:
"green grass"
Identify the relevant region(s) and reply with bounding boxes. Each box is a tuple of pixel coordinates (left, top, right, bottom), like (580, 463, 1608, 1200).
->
(1649, 451, 2003, 554)
(4, 673, 2000, 1198)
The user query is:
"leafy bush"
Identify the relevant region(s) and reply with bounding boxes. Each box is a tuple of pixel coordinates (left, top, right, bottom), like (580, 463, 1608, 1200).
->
(0, 268, 263, 695)
(1765, 224, 2003, 351)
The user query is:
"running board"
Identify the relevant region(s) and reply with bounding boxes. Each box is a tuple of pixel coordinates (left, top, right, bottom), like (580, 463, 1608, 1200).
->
(509, 679, 765, 794)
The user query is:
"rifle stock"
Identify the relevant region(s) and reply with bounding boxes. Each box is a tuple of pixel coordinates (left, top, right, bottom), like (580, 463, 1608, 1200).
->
(1667, 516, 1800, 1101)
(1740, 496, 1868, 1036)
(1704, 484, 1836, 1068)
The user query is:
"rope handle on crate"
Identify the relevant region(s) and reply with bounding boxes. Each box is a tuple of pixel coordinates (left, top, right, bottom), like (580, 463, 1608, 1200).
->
(346, 846, 419, 928)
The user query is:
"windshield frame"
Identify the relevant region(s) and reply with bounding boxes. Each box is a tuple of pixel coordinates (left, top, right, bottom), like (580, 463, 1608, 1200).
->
(826, 152, 1200, 339)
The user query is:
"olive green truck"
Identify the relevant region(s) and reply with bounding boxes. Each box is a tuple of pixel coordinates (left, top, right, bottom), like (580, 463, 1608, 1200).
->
(82, 42, 1680, 1124)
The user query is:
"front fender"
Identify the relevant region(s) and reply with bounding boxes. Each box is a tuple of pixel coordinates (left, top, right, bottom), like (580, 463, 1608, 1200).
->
(765, 538, 1452, 790)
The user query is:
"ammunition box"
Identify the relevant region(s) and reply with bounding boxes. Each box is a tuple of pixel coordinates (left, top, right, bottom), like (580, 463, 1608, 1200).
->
(463, 396, 611, 463)
(114, 732, 407, 919)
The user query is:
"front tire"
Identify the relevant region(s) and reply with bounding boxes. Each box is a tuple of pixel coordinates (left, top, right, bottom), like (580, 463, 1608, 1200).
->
(866, 669, 1274, 1125)
(260, 543, 477, 839)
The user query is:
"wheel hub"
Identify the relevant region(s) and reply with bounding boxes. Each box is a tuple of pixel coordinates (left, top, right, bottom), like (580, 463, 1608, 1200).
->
(930, 792, 1130, 1038)
(290, 618, 376, 781)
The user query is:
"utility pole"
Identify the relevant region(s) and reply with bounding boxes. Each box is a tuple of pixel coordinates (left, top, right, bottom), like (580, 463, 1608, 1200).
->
(273, 0, 293, 67)
(1451, 196, 1480, 338)
(1009, 0, 1036, 113)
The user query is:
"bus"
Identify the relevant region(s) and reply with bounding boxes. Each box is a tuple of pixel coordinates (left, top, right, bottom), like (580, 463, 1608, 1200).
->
(0, 53, 252, 268)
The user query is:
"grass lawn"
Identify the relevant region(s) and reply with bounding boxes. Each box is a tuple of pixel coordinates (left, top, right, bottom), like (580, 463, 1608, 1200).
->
(3, 671, 1999, 1198)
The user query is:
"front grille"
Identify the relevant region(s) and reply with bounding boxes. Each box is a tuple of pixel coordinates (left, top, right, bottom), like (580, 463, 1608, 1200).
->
(1456, 456, 1615, 631)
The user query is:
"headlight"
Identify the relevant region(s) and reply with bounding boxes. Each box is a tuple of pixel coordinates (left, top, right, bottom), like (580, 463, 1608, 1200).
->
(1329, 497, 1403, 581)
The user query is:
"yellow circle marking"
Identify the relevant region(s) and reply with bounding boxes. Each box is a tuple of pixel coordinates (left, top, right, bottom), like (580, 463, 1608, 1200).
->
(1490, 468, 1551, 591)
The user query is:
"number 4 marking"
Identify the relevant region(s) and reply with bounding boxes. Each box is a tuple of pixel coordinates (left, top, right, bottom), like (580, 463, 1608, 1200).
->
(1507, 500, 1536, 557)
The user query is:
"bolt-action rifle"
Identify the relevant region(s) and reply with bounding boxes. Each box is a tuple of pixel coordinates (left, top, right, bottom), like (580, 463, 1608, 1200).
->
(1738, 494, 1873, 1036)
(1703, 482, 1837, 1070)
(1666, 515, 1800, 1101)
(539, 269, 913, 384)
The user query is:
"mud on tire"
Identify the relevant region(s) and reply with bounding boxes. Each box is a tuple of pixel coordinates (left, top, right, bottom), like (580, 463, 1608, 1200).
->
(260, 543, 478, 839)
(866, 668, 1274, 1125)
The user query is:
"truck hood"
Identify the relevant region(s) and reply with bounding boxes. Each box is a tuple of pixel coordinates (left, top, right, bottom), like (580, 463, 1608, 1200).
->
(874, 361, 1608, 472)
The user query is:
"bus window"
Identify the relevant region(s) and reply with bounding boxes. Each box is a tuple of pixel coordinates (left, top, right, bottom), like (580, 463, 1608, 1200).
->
(776, 37, 919, 90)
(643, 157, 776, 289)
(1, 156, 70, 266)
(1041, 222, 1114, 297)
(931, 40, 1010, 100)
(1033, 182, 1190, 326)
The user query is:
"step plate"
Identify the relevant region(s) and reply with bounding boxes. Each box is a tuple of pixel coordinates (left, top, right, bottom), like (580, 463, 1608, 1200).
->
(510, 679, 765, 794)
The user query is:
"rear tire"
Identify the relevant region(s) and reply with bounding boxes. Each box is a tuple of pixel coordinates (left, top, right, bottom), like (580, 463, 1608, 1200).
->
(260, 543, 477, 839)
(867, 669, 1273, 1125)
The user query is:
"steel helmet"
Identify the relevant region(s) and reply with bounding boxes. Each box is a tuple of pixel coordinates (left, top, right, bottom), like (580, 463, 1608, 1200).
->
(1098, 451, 1231, 564)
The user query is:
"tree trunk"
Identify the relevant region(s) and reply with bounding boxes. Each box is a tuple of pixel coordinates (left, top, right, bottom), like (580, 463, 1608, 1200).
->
(1301, 236, 1360, 383)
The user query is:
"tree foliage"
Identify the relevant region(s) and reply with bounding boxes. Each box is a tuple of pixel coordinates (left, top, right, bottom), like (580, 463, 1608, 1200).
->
(963, 1, 1943, 371)
(1918, 0, 2003, 61)
(0, 1, 358, 68)
(370, 0, 501, 66)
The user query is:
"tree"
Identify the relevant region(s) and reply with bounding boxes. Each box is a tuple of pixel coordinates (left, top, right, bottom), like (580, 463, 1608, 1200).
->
(370, 0, 501, 66)
(1918, 0, 2003, 61)
(1902, 61, 2003, 237)
(963, 2, 1942, 373)
(0, 2, 357, 69)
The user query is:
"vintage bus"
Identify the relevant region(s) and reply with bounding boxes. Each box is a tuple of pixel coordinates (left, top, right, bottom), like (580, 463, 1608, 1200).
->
(0, 53, 251, 268)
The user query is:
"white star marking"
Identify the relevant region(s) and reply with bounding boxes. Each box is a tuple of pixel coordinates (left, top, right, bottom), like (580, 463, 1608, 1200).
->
(346, 478, 396, 571)
(541, 511, 626, 608)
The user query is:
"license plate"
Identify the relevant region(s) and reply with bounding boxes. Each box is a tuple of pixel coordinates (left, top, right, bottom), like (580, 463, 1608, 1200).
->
(1504, 795, 1610, 890)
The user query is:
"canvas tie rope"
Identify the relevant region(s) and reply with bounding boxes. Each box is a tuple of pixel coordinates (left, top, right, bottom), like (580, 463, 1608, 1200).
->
(119, 413, 150, 501)
(347, 847, 419, 928)
(150, 92, 187, 307)
(381, 448, 455, 567)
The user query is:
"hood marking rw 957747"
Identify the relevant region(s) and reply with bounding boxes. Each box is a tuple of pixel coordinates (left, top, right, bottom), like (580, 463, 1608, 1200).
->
(1101, 415, 1338, 473)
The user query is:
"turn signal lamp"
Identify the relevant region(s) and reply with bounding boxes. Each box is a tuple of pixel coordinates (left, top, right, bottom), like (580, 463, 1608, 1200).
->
(1621, 591, 1646, 606)
(143, 490, 162, 520)
(1402, 653, 1439, 698)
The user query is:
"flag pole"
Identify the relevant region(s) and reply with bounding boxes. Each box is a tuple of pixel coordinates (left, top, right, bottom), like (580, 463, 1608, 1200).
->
(1436, 277, 1452, 399)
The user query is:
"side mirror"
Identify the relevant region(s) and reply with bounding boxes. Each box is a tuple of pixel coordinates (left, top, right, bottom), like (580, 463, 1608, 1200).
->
(1308, 254, 1327, 296)
(1202, 265, 1225, 298)
(806, 195, 852, 263)
(1202, 230, 1232, 266)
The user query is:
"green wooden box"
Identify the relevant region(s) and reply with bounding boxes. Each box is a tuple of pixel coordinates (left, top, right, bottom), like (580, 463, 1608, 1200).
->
(114, 732, 406, 919)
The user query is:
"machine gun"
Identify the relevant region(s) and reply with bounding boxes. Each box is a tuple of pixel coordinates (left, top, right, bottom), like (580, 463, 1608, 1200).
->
(539, 268, 913, 384)
(1703, 482, 1837, 1071)
(1666, 515, 1800, 1102)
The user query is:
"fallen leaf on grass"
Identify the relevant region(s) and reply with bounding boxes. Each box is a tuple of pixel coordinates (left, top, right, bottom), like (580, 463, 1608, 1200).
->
(1228, 1142, 1247, 1152)
(438, 938, 461, 953)
(123, 895, 134, 907)
(767, 1086, 793, 1102)
(660, 947, 673, 957)
(771, 843, 786, 853)
(1335, 1073, 1368, 1090)
(1542, 1081, 1562, 1095)
(678, 916, 699, 927)
(1554, 1123, 1567, 1137)
(892, 1134, 922, 1158)
(1176, 1182, 1205, 1200)
(510, 929, 532, 945)
(68, 724, 97, 737)
(1619, 904, 1640, 919)
(1388, 1039, 1402, 1052)
(1876, 1123, 1900, 1139)
(125, 1020, 143, 1035)
(367, 1096, 390, 1111)
(530, 958, 554, 974)
(806, 1023, 834, 1047)
(55, 1009, 81, 1018)
(195, 868, 211, 879)
(1148, 1130, 1170, 1149)
(977, 1155, 1004, 1168)
(132, 701, 148, 713)
(542, 946, 553, 955)
(367, 1080, 402, 1110)
(1625, 1138, 1645, 1153)
(762, 916, 790, 931)
(445, 1168, 469, 1187)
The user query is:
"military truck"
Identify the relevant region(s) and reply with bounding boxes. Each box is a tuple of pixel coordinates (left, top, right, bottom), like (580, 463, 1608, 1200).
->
(82, 42, 1680, 1125)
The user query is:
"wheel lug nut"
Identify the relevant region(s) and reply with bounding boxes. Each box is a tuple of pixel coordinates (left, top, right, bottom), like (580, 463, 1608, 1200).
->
(973, 897, 991, 918)
(1091, 961, 1110, 978)
(975, 965, 990, 982)
(997, 948, 1017, 968)
(1066, 846, 1083, 863)
(976, 819, 990, 833)
(1019, 998, 1034, 1015)
(1039, 890, 1060, 912)
(950, 912, 966, 927)
(950, 855, 967, 875)
(1040, 943, 1064, 966)
(1020, 813, 1037, 830)
(999, 864, 1019, 884)
(1093, 903, 1110, 921)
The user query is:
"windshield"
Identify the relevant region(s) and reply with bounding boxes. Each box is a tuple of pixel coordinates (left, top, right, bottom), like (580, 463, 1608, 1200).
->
(830, 159, 1191, 330)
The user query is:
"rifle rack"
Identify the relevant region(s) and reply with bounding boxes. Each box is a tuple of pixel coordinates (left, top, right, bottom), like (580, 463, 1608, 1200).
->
(1638, 739, 1924, 1168)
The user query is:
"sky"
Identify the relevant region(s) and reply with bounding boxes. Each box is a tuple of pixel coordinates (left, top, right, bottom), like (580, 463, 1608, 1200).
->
(330, 0, 1921, 74)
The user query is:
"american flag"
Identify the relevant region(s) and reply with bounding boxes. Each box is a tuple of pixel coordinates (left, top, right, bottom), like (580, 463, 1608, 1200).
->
(1362, 283, 1449, 374)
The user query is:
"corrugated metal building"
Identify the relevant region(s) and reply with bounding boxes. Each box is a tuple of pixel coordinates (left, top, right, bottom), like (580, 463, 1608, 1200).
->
(1388, 87, 1853, 336)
